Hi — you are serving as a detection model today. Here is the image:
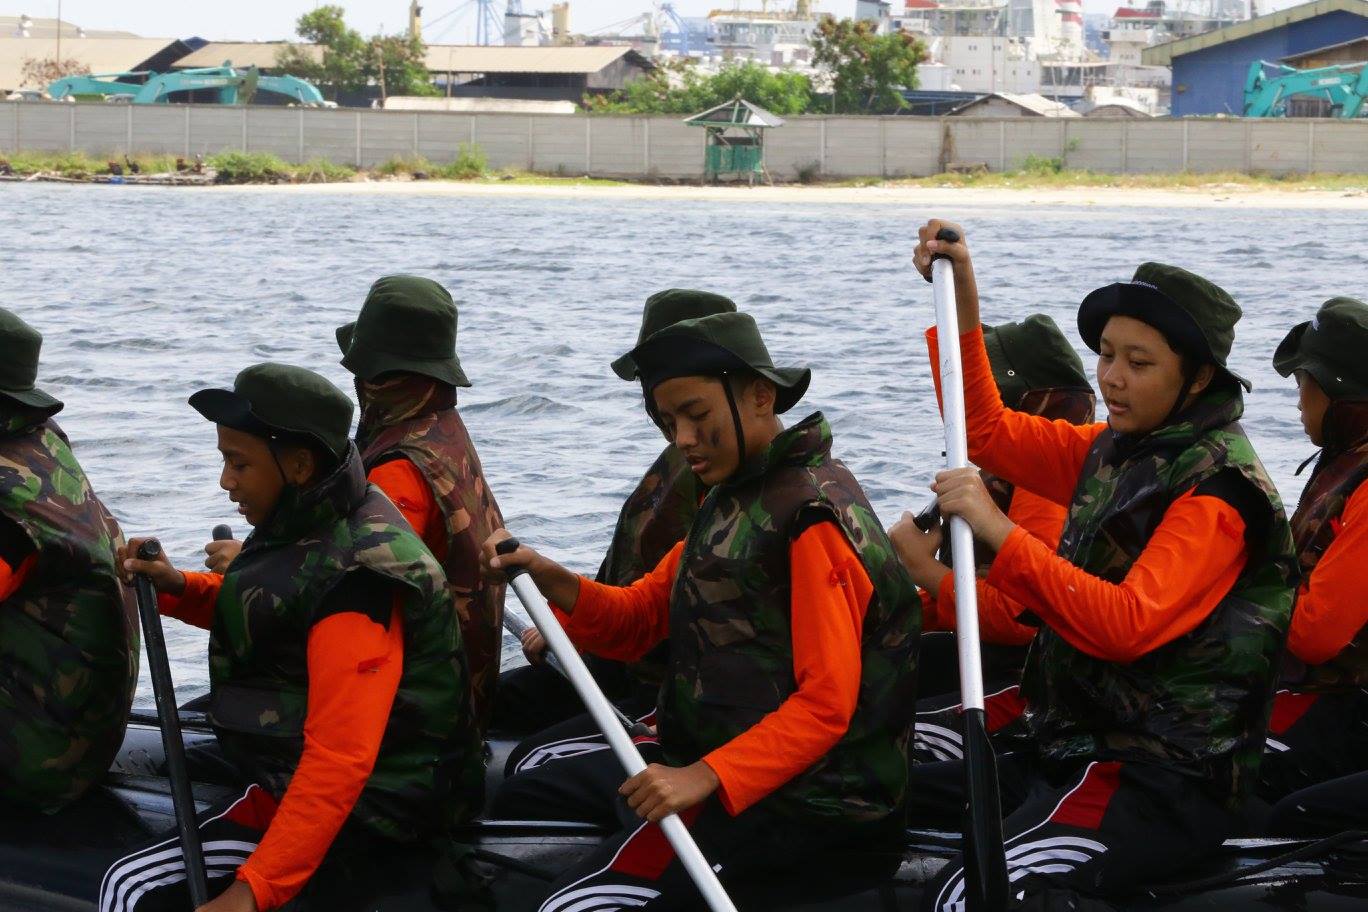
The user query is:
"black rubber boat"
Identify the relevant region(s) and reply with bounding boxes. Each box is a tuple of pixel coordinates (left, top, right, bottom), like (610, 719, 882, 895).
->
(4, 711, 1367, 912)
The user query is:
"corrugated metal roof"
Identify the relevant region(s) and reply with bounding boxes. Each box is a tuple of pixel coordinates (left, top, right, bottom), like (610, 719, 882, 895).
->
(1141, 0, 1368, 66)
(684, 97, 786, 128)
(951, 92, 1080, 116)
(0, 36, 181, 90)
(175, 42, 322, 70)
(0, 16, 138, 39)
(423, 44, 646, 74)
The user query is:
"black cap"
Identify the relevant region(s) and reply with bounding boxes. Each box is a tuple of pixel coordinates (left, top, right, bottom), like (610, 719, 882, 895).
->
(190, 363, 354, 461)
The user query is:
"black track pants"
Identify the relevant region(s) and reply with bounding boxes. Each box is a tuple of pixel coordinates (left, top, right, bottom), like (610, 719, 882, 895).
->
(919, 758, 1237, 911)
(494, 737, 882, 910)
(1268, 770, 1368, 837)
(1258, 688, 1368, 807)
(504, 706, 658, 779)
(912, 684, 1028, 765)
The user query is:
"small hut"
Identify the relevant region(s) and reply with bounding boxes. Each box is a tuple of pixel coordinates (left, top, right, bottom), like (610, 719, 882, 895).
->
(684, 96, 785, 185)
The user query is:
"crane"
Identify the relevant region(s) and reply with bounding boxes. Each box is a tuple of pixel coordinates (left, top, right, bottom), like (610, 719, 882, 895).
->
(1243, 59, 1368, 119)
(660, 2, 692, 55)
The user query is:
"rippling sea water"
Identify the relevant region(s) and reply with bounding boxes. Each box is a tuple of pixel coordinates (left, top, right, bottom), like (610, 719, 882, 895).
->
(3, 184, 1366, 705)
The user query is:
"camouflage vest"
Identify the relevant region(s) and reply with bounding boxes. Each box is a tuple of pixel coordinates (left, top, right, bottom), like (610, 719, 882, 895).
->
(1284, 400, 1368, 691)
(657, 413, 921, 825)
(207, 446, 482, 840)
(0, 415, 138, 812)
(592, 444, 706, 687)
(941, 387, 1096, 676)
(358, 399, 506, 736)
(1021, 389, 1296, 803)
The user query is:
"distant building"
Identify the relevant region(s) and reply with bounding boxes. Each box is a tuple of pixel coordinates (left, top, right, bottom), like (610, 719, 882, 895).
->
(173, 42, 321, 72)
(1142, 0, 1368, 115)
(949, 91, 1081, 115)
(425, 46, 654, 104)
(0, 34, 201, 94)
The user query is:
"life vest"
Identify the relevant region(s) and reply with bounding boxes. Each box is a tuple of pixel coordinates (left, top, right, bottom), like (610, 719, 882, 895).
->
(1285, 399, 1368, 691)
(207, 447, 482, 840)
(1021, 389, 1297, 804)
(359, 406, 506, 735)
(657, 413, 921, 824)
(0, 416, 138, 811)
(593, 443, 706, 687)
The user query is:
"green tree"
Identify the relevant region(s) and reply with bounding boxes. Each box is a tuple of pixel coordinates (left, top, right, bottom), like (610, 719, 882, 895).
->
(275, 5, 435, 102)
(810, 16, 926, 114)
(365, 34, 439, 100)
(585, 59, 812, 116)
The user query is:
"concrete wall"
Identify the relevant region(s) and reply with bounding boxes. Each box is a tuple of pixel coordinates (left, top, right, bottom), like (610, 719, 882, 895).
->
(1170, 11, 1368, 116)
(4, 103, 1368, 178)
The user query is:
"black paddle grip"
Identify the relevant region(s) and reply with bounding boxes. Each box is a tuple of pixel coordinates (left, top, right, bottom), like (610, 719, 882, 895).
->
(137, 539, 162, 561)
(923, 226, 963, 283)
(496, 537, 529, 580)
(212, 524, 234, 541)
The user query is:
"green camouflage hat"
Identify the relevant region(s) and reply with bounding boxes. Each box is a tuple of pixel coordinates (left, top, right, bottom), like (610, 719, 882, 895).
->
(1274, 297, 1368, 400)
(623, 311, 811, 414)
(0, 308, 62, 415)
(190, 363, 353, 461)
(338, 275, 470, 388)
(984, 314, 1091, 409)
(612, 289, 738, 380)
(1078, 262, 1250, 391)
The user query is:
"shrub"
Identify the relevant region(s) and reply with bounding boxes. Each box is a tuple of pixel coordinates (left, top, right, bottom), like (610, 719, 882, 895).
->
(434, 143, 487, 180)
(208, 151, 293, 184)
(296, 158, 356, 183)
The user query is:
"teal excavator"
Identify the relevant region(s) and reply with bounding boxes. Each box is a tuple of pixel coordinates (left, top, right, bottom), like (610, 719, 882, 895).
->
(47, 64, 326, 106)
(1243, 59, 1368, 119)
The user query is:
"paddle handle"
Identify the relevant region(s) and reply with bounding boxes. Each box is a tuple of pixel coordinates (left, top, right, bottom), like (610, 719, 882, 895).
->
(930, 229, 987, 713)
(497, 538, 738, 912)
(133, 540, 210, 908)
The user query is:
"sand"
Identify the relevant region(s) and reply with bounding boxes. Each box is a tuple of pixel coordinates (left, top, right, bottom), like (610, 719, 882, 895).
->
(206, 178, 1368, 210)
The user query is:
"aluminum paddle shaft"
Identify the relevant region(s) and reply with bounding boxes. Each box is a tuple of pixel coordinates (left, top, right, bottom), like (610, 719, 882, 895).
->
(496, 538, 738, 912)
(930, 228, 1009, 912)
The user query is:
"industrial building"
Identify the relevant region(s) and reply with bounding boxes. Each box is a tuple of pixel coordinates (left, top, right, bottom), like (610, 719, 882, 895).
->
(1142, 0, 1368, 115)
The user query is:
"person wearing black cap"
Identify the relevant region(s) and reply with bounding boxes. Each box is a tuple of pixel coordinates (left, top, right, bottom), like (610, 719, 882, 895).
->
(0, 307, 139, 814)
(105, 363, 482, 912)
(481, 312, 920, 909)
(495, 288, 732, 762)
(909, 220, 1296, 910)
(1257, 297, 1368, 837)
(890, 314, 1096, 770)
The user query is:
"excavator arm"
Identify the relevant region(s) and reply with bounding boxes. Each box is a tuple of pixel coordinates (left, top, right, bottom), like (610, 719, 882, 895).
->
(47, 65, 324, 107)
(1243, 59, 1368, 119)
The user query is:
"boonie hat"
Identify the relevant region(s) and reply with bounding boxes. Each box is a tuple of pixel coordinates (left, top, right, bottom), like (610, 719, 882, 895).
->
(190, 362, 353, 462)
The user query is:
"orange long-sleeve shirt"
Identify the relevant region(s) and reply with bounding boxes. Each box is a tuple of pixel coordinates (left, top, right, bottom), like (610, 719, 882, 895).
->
(940, 325, 1251, 664)
(160, 571, 402, 911)
(562, 521, 870, 816)
(368, 458, 445, 559)
(924, 487, 1061, 646)
(1289, 483, 1368, 666)
(0, 552, 35, 602)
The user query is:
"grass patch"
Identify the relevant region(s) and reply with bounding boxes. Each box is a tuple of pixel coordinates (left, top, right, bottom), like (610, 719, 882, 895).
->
(206, 151, 294, 184)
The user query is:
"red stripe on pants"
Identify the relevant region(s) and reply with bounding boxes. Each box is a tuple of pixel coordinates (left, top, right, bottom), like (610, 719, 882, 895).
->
(1050, 761, 1122, 831)
(1269, 691, 1320, 735)
(609, 805, 703, 880)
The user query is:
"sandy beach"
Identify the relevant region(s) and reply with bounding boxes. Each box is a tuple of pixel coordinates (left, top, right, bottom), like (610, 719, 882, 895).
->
(204, 177, 1368, 209)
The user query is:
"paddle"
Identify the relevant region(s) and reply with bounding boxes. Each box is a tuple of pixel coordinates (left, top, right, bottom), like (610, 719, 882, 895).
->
(131, 539, 210, 908)
(495, 537, 739, 912)
(501, 609, 653, 737)
(930, 227, 1009, 912)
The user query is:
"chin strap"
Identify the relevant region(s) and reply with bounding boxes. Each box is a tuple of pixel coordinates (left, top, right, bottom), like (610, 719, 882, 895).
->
(1162, 361, 1204, 427)
(721, 372, 747, 469)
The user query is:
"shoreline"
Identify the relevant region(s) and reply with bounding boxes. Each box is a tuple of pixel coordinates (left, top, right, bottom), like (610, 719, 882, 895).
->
(202, 178, 1368, 210)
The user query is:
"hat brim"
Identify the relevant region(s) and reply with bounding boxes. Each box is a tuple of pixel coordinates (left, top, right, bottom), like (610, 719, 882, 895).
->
(0, 384, 63, 416)
(760, 366, 811, 415)
(1078, 282, 1252, 392)
(336, 322, 355, 358)
(1272, 321, 1309, 379)
(611, 351, 640, 381)
(340, 348, 471, 388)
(189, 388, 275, 438)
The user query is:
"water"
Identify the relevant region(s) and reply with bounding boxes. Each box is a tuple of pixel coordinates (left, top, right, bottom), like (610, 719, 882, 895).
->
(3, 183, 1365, 706)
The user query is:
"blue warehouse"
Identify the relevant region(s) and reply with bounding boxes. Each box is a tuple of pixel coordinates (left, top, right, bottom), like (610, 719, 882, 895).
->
(1144, 0, 1368, 116)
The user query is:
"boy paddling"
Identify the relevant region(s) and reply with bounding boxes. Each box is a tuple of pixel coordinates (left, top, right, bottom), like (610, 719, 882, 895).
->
(1261, 297, 1368, 835)
(483, 311, 920, 909)
(0, 307, 139, 814)
(107, 364, 481, 912)
(911, 221, 1296, 909)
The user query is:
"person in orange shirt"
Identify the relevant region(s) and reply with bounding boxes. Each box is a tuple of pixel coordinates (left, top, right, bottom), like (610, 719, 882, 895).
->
(103, 363, 481, 912)
(909, 221, 1295, 911)
(207, 276, 507, 737)
(890, 315, 1095, 766)
(482, 311, 920, 910)
(1260, 296, 1368, 836)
